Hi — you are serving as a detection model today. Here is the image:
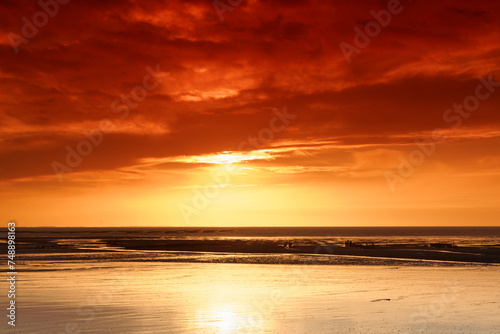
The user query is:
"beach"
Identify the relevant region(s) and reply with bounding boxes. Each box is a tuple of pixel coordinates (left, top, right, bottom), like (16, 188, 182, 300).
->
(2, 263, 499, 333)
(2, 227, 500, 333)
(7, 227, 500, 267)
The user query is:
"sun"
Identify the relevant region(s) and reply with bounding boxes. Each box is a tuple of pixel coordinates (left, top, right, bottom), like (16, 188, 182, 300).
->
(194, 151, 272, 164)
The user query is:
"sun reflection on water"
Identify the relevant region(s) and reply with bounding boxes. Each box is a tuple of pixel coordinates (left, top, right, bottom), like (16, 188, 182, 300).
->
(196, 304, 265, 333)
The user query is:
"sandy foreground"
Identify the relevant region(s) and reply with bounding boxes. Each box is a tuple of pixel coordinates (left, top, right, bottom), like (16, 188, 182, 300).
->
(1, 263, 499, 334)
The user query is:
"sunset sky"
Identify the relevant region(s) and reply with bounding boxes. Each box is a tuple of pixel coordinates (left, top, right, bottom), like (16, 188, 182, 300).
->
(1, 0, 500, 227)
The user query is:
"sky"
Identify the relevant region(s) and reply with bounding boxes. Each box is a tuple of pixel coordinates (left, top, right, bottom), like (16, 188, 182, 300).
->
(1, 0, 500, 227)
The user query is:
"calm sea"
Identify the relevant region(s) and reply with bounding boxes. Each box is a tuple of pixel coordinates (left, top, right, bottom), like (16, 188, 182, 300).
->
(18, 227, 500, 240)
(17, 226, 500, 237)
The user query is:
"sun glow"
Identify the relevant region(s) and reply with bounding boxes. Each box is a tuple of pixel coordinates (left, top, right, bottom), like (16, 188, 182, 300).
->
(137, 150, 273, 167)
(194, 151, 271, 164)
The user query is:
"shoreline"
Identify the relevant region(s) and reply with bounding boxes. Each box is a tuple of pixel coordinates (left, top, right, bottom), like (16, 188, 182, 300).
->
(6, 234, 500, 269)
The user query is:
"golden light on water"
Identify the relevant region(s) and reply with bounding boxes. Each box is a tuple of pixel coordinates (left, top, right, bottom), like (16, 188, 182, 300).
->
(191, 280, 270, 333)
(195, 304, 267, 333)
(215, 309, 240, 333)
(198, 306, 240, 333)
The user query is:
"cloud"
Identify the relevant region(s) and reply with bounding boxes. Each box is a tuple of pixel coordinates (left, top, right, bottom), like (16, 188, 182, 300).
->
(0, 0, 499, 184)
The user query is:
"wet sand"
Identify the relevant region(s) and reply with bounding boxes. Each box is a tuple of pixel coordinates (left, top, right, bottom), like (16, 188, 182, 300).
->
(2, 229, 499, 333)
(2, 263, 499, 333)
(10, 233, 500, 266)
